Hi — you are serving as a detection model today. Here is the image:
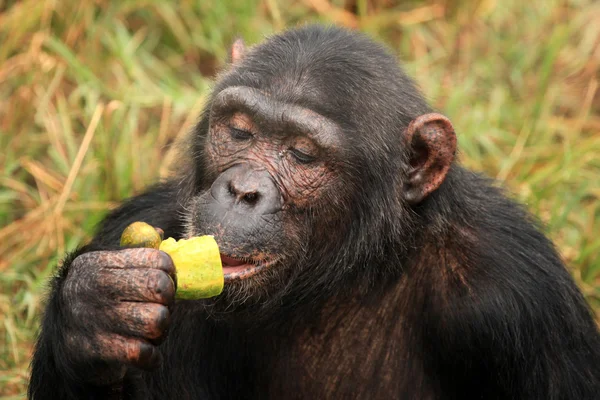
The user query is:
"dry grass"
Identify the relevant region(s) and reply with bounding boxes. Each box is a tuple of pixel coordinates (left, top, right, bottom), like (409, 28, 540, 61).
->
(1, 0, 599, 396)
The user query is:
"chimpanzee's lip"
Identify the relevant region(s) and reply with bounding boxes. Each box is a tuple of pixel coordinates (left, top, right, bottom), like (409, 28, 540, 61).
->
(220, 254, 275, 282)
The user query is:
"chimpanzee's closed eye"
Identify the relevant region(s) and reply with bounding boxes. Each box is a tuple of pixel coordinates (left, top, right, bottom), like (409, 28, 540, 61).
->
(289, 148, 316, 164)
(229, 127, 253, 141)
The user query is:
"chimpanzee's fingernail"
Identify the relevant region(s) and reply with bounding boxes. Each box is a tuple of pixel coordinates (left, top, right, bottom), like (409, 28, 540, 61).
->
(159, 251, 174, 270)
(139, 342, 162, 370)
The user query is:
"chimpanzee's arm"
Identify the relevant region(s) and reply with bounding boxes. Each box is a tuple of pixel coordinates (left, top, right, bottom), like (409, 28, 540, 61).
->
(28, 182, 183, 400)
(413, 190, 600, 399)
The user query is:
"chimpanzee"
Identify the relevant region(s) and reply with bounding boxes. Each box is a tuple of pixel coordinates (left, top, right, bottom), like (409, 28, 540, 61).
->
(29, 25, 600, 400)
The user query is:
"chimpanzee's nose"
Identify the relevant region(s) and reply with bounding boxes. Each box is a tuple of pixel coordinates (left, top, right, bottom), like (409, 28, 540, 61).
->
(211, 165, 282, 215)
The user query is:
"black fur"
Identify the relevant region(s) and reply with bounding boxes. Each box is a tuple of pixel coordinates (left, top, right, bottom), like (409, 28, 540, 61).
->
(29, 25, 600, 399)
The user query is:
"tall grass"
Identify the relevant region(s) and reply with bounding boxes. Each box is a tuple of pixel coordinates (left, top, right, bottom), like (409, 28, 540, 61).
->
(1, 0, 599, 396)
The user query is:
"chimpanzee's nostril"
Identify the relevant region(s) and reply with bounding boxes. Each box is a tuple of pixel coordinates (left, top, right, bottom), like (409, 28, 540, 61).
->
(228, 180, 259, 205)
(228, 182, 236, 197)
(243, 192, 259, 205)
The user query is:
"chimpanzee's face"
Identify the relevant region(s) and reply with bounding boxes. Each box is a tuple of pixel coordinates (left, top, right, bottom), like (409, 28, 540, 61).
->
(180, 30, 455, 308)
(184, 85, 349, 299)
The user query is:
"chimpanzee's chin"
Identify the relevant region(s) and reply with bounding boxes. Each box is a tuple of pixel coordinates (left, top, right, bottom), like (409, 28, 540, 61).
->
(199, 281, 280, 319)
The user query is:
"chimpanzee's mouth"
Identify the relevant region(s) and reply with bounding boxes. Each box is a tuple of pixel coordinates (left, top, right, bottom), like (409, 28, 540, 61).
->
(220, 254, 274, 282)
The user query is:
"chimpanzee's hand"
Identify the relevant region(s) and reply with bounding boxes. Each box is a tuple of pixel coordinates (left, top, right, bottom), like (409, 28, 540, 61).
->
(60, 248, 176, 385)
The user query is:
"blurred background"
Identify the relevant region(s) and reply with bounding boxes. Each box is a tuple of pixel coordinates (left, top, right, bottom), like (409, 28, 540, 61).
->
(0, 0, 599, 396)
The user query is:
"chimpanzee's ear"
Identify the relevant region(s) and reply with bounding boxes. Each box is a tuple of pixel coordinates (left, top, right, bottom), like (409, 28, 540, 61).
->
(229, 38, 246, 64)
(403, 113, 457, 205)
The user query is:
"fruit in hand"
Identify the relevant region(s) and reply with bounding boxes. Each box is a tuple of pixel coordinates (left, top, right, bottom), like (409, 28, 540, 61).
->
(120, 222, 224, 299)
(120, 221, 162, 249)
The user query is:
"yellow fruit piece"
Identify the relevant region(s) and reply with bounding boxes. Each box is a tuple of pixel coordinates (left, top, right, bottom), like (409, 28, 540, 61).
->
(120, 221, 162, 249)
(120, 222, 224, 300)
(160, 236, 224, 300)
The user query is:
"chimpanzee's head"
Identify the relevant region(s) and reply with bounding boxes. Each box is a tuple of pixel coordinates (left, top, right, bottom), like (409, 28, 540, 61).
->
(180, 25, 456, 311)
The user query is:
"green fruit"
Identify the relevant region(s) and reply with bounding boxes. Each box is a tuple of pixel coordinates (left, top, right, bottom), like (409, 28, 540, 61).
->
(120, 221, 162, 249)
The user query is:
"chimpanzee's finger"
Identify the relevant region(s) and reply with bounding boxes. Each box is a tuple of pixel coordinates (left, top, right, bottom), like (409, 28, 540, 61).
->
(94, 267, 175, 305)
(106, 302, 170, 341)
(72, 249, 176, 285)
(68, 333, 163, 371)
(103, 335, 163, 370)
